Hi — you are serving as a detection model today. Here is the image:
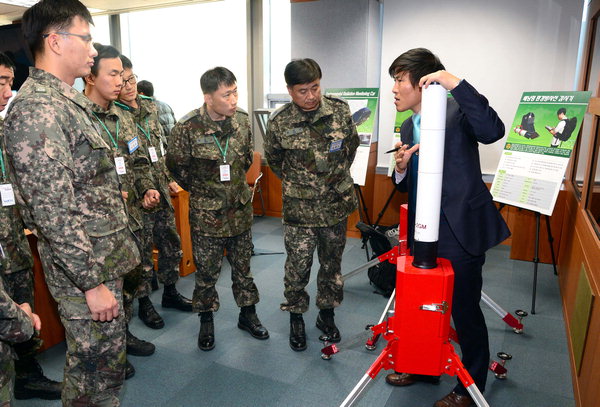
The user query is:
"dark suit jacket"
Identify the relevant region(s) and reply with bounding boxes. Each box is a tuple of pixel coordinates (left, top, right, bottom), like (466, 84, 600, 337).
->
(393, 80, 510, 257)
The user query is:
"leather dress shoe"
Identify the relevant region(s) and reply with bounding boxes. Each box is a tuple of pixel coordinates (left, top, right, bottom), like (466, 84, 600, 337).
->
(198, 313, 215, 351)
(238, 306, 269, 339)
(125, 360, 135, 380)
(14, 358, 62, 400)
(385, 372, 440, 387)
(162, 291, 193, 312)
(289, 313, 307, 351)
(138, 297, 165, 329)
(433, 391, 474, 407)
(126, 329, 156, 356)
(316, 309, 341, 342)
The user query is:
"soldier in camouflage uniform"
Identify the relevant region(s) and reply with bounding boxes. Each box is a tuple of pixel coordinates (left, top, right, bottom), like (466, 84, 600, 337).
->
(0, 276, 41, 407)
(264, 59, 359, 351)
(116, 55, 193, 331)
(3, 1, 140, 405)
(0, 52, 62, 401)
(83, 44, 156, 374)
(166, 67, 269, 351)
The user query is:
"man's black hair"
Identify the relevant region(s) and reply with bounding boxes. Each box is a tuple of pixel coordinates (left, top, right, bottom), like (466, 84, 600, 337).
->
(137, 80, 154, 97)
(284, 58, 322, 87)
(557, 107, 567, 116)
(388, 48, 445, 88)
(90, 43, 121, 76)
(0, 52, 15, 71)
(200, 67, 236, 94)
(119, 54, 133, 70)
(21, 0, 94, 59)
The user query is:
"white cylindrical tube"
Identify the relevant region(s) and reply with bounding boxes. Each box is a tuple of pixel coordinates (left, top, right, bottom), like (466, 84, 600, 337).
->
(413, 82, 447, 269)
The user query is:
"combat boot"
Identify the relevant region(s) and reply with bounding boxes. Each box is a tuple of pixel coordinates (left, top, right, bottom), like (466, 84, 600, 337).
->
(316, 308, 341, 342)
(289, 313, 307, 351)
(126, 326, 156, 356)
(125, 359, 135, 380)
(138, 296, 165, 329)
(162, 284, 193, 312)
(14, 357, 62, 400)
(238, 305, 269, 339)
(198, 312, 215, 351)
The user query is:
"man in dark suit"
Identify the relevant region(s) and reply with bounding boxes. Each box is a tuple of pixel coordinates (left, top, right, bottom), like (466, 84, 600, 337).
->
(386, 48, 510, 407)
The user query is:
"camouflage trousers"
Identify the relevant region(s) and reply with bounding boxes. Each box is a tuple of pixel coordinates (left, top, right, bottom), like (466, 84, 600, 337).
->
(122, 230, 144, 323)
(0, 352, 14, 407)
(1, 269, 42, 361)
(137, 208, 182, 297)
(280, 220, 347, 314)
(47, 279, 125, 407)
(191, 229, 259, 313)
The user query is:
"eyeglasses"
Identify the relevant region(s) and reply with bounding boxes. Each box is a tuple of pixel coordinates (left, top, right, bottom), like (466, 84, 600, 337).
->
(123, 74, 138, 87)
(42, 31, 93, 43)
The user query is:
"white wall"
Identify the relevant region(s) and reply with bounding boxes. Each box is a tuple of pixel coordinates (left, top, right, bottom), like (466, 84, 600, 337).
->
(376, 0, 583, 173)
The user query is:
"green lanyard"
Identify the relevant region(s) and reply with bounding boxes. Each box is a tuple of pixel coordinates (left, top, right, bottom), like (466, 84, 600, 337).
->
(136, 118, 151, 142)
(0, 147, 6, 180)
(92, 113, 119, 150)
(212, 134, 230, 163)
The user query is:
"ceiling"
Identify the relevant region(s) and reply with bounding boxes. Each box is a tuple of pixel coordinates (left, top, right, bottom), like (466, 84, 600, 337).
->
(0, 0, 220, 25)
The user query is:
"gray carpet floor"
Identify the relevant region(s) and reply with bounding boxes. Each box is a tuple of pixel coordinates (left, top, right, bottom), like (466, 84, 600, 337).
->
(18, 216, 574, 407)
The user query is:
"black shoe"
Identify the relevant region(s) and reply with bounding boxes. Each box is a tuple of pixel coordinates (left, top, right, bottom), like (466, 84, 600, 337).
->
(316, 308, 341, 342)
(125, 360, 135, 380)
(138, 297, 165, 329)
(289, 313, 307, 351)
(14, 359, 62, 400)
(162, 289, 193, 312)
(198, 312, 215, 351)
(238, 305, 269, 340)
(126, 328, 156, 357)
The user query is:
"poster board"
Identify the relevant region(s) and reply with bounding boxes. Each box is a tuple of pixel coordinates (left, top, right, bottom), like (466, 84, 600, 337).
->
(325, 88, 379, 186)
(491, 91, 591, 215)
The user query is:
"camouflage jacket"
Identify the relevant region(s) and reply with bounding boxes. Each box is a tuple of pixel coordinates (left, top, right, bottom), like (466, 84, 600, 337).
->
(3, 67, 140, 291)
(167, 105, 253, 237)
(0, 277, 33, 365)
(90, 101, 153, 232)
(0, 119, 34, 274)
(116, 95, 174, 213)
(265, 96, 359, 227)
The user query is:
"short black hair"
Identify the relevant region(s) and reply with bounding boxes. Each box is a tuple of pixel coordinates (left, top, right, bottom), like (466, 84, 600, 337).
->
(119, 54, 133, 70)
(91, 43, 121, 76)
(557, 107, 567, 116)
(284, 58, 322, 87)
(200, 67, 236, 94)
(21, 0, 93, 59)
(137, 80, 154, 97)
(388, 48, 445, 88)
(0, 52, 15, 71)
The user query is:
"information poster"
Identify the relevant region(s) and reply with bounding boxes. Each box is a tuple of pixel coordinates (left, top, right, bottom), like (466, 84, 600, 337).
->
(387, 110, 413, 176)
(491, 91, 591, 215)
(326, 88, 379, 186)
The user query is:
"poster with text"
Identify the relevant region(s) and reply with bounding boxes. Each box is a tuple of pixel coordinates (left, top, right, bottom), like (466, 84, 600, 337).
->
(326, 88, 379, 186)
(491, 91, 591, 215)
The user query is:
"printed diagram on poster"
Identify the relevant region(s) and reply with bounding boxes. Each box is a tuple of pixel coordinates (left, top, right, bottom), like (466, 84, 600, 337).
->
(491, 91, 591, 215)
(326, 88, 379, 186)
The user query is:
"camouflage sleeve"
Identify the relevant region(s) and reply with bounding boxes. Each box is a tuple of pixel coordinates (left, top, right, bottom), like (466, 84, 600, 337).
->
(165, 121, 192, 190)
(4, 101, 105, 291)
(243, 115, 254, 172)
(264, 118, 284, 179)
(132, 151, 155, 198)
(0, 278, 34, 344)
